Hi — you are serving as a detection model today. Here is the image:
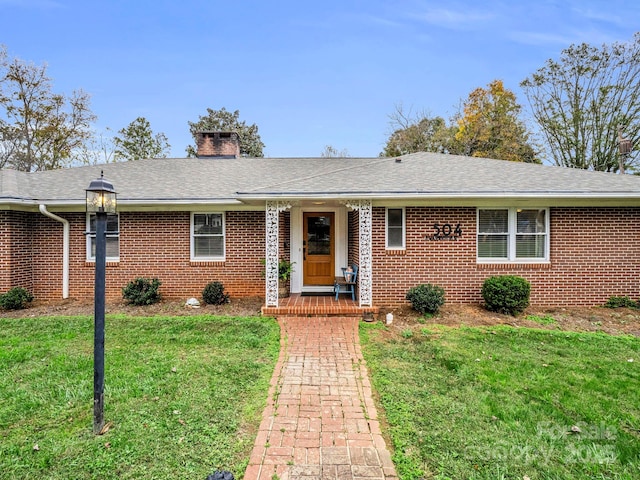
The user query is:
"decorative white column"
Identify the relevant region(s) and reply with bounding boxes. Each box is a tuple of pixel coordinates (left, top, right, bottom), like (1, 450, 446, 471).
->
(265, 201, 291, 307)
(344, 199, 372, 307)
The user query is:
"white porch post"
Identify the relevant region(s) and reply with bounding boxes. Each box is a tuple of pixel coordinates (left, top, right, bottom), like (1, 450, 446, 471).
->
(265, 201, 291, 307)
(345, 199, 372, 307)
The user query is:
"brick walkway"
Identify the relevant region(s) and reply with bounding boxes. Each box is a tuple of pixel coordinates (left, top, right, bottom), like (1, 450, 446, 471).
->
(243, 317, 398, 480)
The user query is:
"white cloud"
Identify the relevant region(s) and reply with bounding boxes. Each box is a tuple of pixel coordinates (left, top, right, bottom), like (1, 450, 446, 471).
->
(510, 27, 632, 48)
(572, 7, 626, 27)
(360, 14, 406, 29)
(507, 31, 581, 47)
(412, 7, 497, 29)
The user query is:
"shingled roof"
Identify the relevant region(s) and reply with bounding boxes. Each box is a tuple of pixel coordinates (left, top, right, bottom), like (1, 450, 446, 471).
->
(2, 152, 640, 209)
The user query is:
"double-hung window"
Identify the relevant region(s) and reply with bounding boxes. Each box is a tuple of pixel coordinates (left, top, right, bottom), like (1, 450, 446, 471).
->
(386, 207, 405, 249)
(86, 213, 120, 261)
(477, 208, 548, 262)
(191, 213, 225, 260)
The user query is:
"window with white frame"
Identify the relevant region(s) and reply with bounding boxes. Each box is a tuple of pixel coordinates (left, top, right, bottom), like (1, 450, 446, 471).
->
(191, 213, 225, 260)
(477, 208, 548, 261)
(386, 207, 405, 249)
(86, 213, 120, 261)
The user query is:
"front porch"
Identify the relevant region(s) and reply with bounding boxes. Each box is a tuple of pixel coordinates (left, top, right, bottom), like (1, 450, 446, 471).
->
(261, 293, 379, 317)
(265, 199, 373, 310)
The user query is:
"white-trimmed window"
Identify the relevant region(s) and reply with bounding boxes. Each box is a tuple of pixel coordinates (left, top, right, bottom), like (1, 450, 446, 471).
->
(191, 213, 225, 260)
(386, 207, 405, 249)
(86, 213, 120, 261)
(477, 208, 548, 262)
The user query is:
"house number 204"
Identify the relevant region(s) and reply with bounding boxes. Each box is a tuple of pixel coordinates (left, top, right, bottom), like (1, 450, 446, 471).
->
(427, 223, 462, 241)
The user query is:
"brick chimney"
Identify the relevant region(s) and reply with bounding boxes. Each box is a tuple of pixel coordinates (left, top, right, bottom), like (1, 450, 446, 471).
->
(196, 131, 240, 158)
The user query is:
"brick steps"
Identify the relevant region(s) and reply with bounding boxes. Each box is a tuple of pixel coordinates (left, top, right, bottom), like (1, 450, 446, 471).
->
(261, 294, 379, 317)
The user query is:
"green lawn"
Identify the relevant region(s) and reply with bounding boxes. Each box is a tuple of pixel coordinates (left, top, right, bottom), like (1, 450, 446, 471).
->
(360, 323, 640, 480)
(0, 314, 280, 480)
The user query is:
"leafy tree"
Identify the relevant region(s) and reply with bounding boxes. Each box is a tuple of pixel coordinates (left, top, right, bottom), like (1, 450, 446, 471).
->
(380, 105, 456, 157)
(320, 145, 350, 158)
(454, 79, 539, 163)
(0, 131, 17, 169)
(521, 34, 640, 172)
(0, 45, 96, 171)
(113, 117, 170, 161)
(186, 107, 264, 157)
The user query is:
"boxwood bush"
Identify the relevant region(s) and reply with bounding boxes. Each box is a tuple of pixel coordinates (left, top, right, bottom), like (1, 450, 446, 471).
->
(406, 283, 445, 315)
(604, 296, 638, 309)
(482, 275, 530, 316)
(122, 277, 162, 306)
(202, 281, 229, 305)
(0, 287, 34, 310)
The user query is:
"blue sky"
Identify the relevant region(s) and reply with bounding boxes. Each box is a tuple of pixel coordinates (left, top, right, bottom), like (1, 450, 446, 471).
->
(2, 0, 638, 158)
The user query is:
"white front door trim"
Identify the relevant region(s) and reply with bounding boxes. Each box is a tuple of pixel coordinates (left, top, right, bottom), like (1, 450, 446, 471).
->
(290, 205, 348, 294)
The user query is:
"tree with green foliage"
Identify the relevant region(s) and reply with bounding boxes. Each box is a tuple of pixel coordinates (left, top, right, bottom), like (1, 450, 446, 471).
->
(186, 107, 264, 157)
(113, 117, 170, 161)
(454, 79, 539, 163)
(521, 34, 640, 172)
(380, 105, 456, 157)
(0, 45, 96, 171)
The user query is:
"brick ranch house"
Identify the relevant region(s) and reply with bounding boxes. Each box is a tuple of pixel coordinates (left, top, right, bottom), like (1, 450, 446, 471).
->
(1, 131, 640, 312)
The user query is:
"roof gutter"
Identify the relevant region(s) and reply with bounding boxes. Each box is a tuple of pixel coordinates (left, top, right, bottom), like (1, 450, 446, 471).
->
(235, 191, 640, 200)
(39, 205, 69, 299)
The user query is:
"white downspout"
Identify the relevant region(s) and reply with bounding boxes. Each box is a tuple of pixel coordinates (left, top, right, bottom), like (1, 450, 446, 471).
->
(39, 205, 70, 299)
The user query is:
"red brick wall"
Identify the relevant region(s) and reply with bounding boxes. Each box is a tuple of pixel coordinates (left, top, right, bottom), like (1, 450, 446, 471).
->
(10, 205, 640, 306)
(196, 132, 240, 157)
(30, 211, 266, 301)
(348, 210, 359, 266)
(372, 206, 640, 307)
(0, 211, 34, 293)
(280, 211, 290, 260)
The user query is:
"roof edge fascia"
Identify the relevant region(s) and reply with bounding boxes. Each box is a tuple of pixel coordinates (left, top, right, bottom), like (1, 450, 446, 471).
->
(0, 198, 250, 213)
(235, 191, 640, 201)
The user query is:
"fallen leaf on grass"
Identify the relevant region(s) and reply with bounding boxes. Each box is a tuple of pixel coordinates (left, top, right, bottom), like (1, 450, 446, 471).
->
(99, 421, 113, 435)
(104, 442, 111, 449)
(568, 425, 581, 434)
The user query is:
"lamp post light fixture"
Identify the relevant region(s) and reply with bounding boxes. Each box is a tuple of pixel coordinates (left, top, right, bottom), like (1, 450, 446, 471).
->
(86, 171, 117, 435)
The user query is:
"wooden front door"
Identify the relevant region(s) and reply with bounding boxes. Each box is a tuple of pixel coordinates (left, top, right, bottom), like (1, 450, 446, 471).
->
(303, 212, 335, 285)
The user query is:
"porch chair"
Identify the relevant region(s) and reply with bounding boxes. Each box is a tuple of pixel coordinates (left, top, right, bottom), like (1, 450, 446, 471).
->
(334, 264, 358, 301)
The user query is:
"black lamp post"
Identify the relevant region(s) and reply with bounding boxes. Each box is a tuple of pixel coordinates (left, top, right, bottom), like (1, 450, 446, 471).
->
(86, 172, 117, 435)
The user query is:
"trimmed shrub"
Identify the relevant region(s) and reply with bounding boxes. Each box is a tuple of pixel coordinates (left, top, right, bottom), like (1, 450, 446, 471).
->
(604, 296, 637, 309)
(122, 277, 162, 306)
(202, 281, 229, 305)
(482, 275, 530, 316)
(0, 287, 34, 310)
(406, 283, 445, 315)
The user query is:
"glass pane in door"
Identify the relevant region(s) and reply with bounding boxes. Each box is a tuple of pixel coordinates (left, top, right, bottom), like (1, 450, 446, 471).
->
(307, 216, 331, 255)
